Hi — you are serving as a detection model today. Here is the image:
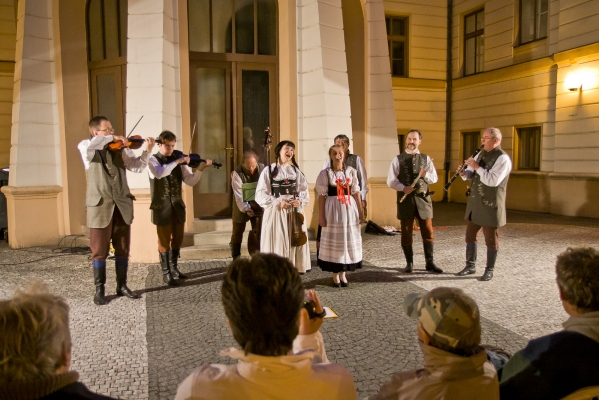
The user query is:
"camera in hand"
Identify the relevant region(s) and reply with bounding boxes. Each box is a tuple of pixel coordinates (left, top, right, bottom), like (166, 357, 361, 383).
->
(303, 300, 326, 319)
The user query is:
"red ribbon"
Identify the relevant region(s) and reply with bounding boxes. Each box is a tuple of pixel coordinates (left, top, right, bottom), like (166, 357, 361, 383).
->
(335, 177, 351, 209)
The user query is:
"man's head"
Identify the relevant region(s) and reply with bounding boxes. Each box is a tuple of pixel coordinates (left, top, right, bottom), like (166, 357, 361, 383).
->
(88, 116, 113, 138)
(556, 247, 599, 315)
(405, 130, 422, 153)
(242, 151, 259, 172)
(405, 287, 481, 356)
(482, 127, 502, 152)
(0, 283, 72, 383)
(157, 130, 178, 157)
(334, 135, 350, 154)
(221, 253, 304, 357)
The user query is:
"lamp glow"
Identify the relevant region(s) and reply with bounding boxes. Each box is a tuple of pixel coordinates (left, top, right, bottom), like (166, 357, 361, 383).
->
(565, 69, 598, 92)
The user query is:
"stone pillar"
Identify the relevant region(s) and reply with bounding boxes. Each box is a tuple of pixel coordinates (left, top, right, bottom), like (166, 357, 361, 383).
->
(127, 0, 182, 262)
(1, 0, 64, 247)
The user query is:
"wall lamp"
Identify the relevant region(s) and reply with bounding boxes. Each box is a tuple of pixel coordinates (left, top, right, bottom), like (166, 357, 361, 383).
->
(565, 69, 597, 92)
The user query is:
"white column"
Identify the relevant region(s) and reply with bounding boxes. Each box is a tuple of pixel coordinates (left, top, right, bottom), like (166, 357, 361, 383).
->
(297, 0, 352, 181)
(364, 0, 397, 178)
(10, 0, 61, 187)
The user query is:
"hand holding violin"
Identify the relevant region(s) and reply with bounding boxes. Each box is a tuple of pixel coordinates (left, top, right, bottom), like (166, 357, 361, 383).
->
(289, 199, 301, 208)
(175, 155, 191, 165)
(112, 135, 129, 147)
(198, 159, 213, 171)
(144, 137, 156, 152)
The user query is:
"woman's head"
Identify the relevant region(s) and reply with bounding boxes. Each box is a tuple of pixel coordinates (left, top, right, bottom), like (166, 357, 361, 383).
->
(329, 145, 345, 167)
(274, 141, 298, 167)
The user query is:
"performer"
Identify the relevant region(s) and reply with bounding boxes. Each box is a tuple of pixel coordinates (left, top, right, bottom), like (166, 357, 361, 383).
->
(230, 151, 265, 259)
(78, 116, 155, 305)
(148, 130, 212, 286)
(317, 135, 368, 255)
(456, 127, 511, 281)
(316, 145, 364, 287)
(387, 129, 442, 274)
(255, 141, 311, 273)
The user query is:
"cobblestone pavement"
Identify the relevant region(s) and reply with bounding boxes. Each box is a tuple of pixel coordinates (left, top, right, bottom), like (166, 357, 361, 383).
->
(1, 203, 598, 399)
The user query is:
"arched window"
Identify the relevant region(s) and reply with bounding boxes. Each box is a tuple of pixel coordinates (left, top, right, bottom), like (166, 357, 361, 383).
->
(87, 0, 128, 135)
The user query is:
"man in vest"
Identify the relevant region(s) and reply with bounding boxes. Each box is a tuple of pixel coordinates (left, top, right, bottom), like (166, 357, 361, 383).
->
(387, 129, 442, 274)
(456, 127, 512, 281)
(78, 116, 155, 305)
(230, 151, 265, 259)
(148, 130, 212, 286)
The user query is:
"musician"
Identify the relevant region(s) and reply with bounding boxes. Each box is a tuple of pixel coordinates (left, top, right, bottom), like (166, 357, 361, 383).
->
(230, 151, 265, 259)
(78, 116, 155, 305)
(148, 130, 212, 286)
(255, 141, 311, 273)
(456, 127, 511, 281)
(387, 129, 442, 274)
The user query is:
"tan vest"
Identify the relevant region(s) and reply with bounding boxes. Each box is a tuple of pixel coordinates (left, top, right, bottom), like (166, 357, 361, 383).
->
(85, 149, 134, 228)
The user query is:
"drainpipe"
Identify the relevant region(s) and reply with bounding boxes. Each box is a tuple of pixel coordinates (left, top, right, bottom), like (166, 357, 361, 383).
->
(443, 0, 453, 202)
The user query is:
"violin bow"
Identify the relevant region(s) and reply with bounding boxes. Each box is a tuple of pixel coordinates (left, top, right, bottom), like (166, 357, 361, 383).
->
(126, 115, 144, 138)
(188, 122, 197, 155)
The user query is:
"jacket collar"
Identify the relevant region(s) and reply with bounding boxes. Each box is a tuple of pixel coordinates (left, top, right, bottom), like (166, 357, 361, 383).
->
(420, 342, 489, 380)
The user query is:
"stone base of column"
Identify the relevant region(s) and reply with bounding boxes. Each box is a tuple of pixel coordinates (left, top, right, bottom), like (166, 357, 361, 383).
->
(130, 189, 159, 263)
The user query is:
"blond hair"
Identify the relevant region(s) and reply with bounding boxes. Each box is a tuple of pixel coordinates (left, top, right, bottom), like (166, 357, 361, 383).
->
(0, 282, 71, 383)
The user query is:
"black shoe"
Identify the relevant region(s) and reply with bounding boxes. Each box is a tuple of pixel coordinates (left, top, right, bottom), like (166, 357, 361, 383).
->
(160, 252, 177, 286)
(423, 243, 443, 274)
(340, 280, 349, 288)
(402, 246, 413, 273)
(169, 249, 186, 279)
(480, 250, 497, 281)
(93, 265, 106, 305)
(115, 263, 139, 299)
(457, 245, 477, 276)
(456, 267, 476, 276)
(480, 268, 494, 281)
(332, 278, 341, 288)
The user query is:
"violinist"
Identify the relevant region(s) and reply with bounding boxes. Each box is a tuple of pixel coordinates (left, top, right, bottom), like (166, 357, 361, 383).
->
(255, 141, 311, 274)
(78, 116, 155, 306)
(148, 130, 212, 286)
(316, 145, 364, 287)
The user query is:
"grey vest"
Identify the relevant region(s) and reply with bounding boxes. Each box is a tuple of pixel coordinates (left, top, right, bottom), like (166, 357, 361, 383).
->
(232, 163, 264, 223)
(465, 147, 510, 227)
(396, 152, 433, 221)
(345, 154, 363, 194)
(150, 153, 186, 226)
(85, 149, 134, 229)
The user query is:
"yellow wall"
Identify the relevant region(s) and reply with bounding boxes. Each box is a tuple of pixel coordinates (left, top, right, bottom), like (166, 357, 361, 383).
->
(0, 0, 16, 168)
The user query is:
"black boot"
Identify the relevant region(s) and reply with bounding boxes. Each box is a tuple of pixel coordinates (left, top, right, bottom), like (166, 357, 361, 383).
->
(456, 245, 477, 276)
(160, 252, 177, 286)
(402, 246, 413, 273)
(93, 261, 106, 305)
(169, 248, 186, 279)
(424, 243, 443, 274)
(481, 250, 497, 281)
(115, 260, 139, 299)
(229, 243, 242, 260)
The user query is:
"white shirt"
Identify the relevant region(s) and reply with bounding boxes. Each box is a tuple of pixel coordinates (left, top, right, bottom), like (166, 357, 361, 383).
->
(460, 152, 512, 187)
(231, 167, 261, 213)
(77, 135, 149, 172)
(147, 154, 203, 186)
(322, 154, 368, 200)
(255, 164, 310, 209)
(387, 150, 437, 192)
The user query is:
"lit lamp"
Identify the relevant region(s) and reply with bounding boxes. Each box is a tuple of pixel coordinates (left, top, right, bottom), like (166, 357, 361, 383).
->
(565, 69, 597, 92)
(565, 73, 582, 92)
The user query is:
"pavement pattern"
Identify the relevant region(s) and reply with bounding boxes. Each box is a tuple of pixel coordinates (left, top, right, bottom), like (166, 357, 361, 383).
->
(1, 203, 599, 399)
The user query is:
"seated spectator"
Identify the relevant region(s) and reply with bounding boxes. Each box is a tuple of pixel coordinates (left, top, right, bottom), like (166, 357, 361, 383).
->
(175, 253, 356, 400)
(368, 287, 499, 400)
(0, 283, 116, 400)
(498, 247, 599, 399)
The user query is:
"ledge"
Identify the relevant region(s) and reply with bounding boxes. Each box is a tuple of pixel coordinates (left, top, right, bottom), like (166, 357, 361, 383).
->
(547, 173, 599, 182)
(392, 77, 446, 90)
(510, 171, 550, 178)
(454, 57, 554, 89)
(1, 185, 62, 198)
(553, 42, 599, 65)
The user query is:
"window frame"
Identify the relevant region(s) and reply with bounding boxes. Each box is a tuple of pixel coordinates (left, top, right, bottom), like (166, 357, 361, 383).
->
(515, 126, 542, 171)
(518, 0, 549, 46)
(385, 16, 408, 78)
(463, 9, 484, 76)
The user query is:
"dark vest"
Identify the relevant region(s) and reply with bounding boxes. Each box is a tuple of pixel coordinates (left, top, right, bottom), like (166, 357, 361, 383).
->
(149, 153, 185, 226)
(396, 152, 433, 220)
(85, 149, 134, 229)
(465, 147, 510, 227)
(345, 154, 364, 194)
(232, 163, 264, 223)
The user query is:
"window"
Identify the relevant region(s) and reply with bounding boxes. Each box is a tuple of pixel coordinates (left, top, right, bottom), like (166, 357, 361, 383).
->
(516, 127, 541, 170)
(386, 16, 408, 77)
(462, 131, 481, 160)
(397, 132, 405, 154)
(520, 0, 548, 44)
(464, 9, 484, 76)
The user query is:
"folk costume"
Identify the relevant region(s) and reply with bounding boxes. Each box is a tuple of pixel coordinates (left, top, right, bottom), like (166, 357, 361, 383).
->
(316, 167, 362, 274)
(148, 152, 204, 285)
(255, 164, 311, 273)
(387, 150, 442, 273)
(457, 147, 511, 281)
(230, 163, 265, 259)
(78, 135, 150, 305)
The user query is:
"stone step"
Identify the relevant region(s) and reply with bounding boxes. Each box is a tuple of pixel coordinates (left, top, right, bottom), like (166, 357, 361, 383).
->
(191, 218, 234, 233)
(179, 243, 249, 260)
(191, 230, 249, 246)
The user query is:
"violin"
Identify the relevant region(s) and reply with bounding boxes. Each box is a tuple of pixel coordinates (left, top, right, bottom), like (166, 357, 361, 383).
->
(107, 135, 146, 151)
(169, 149, 222, 169)
(288, 190, 307, 247)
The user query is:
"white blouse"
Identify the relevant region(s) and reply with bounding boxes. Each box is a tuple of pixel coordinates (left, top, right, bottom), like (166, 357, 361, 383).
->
(315, 167, 360, 197)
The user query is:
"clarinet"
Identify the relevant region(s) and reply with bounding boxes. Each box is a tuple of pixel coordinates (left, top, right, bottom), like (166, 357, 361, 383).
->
(443, 144, 484, 191)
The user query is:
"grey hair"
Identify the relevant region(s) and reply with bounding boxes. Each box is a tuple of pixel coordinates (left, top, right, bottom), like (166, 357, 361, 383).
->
(556, 247, 599, 312)
(0, 282, 71, 383)
(485, 127, 502, 142)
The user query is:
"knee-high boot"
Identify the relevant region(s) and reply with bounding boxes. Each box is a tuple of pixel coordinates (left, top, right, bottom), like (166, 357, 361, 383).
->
(115, 258, 139, 299)
(402, 246, 413, 273)
(169, 248, 186, 279)
(93, 260, 106, 305)
(424, 242, 443, 274)
(456, 245, 477, 276)
(481, 250, 497, 281)
(229, 243, 242, 260)
(160, 252, 177, 286)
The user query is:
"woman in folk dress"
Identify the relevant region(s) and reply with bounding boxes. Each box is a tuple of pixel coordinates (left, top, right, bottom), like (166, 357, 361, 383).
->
(255, 141, 311, 273)
(317, 145, 365, 287)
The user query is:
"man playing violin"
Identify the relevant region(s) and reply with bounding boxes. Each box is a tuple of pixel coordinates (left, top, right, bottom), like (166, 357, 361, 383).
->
(78, 116, 156, 306)
(148, 130, 212, 286)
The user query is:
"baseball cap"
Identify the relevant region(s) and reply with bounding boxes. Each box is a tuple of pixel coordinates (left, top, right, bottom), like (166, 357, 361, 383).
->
(404, 287, 481, 353)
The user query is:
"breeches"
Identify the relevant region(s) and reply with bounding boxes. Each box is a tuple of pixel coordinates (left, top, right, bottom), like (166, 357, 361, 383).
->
(465, 221, 499, 250)
(90, 207, 131, 262)
(400, 209, 434, 247)
(156, 213, 185, 252)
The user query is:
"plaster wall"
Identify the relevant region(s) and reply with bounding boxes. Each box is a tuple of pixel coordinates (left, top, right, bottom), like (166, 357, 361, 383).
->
(0, 0, 16, 168)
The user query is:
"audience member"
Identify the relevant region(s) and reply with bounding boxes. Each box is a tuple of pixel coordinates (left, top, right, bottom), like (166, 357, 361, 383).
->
(0, 283, 116, 400)
(174, 253, 356, 400)
(498, 246, 599, 399)
(368, 287, 499, 400)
